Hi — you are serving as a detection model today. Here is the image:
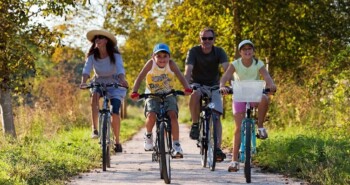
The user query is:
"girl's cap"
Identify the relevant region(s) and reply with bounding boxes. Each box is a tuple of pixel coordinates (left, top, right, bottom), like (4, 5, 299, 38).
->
(153, 43, 170, 54)
(238, 40, 254, 50)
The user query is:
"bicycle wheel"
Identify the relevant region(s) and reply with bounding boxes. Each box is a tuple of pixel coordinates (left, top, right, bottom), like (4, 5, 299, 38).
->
(207, 113, 217, 171)
(159, 121, 171, 184)
(245, 120, 252, 183)
(101, 113, 109, 171)
(199, 115, 207, 167)
(106, 122, 111, 168)
(155, 130, 163, 179)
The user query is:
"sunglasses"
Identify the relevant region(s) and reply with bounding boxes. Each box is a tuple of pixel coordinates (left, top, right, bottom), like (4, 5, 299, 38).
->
(95, 35, 106, 40)
(201, 37, 214, 41)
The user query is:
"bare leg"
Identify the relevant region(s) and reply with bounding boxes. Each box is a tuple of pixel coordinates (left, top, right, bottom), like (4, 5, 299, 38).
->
(214, 112, 222, 148)
(232, 113, 244, 162)
(257, 95, 269, 128)
(91, 93, 100, 131)
(189, 91, 201, 123)
(145, 112, 156, 133)
(168, 111, 179, 141)
(111, 114, 121, 144)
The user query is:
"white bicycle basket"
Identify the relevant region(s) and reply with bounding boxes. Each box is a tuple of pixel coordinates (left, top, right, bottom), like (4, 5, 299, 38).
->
(231, 80, 265, 102)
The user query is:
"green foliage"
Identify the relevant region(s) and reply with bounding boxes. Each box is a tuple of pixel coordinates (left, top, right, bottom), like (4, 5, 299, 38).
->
(0, 0, 77, 93)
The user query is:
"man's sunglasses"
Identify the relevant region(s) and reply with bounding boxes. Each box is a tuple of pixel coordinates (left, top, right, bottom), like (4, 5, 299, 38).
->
(201, 37, 214, 41)
(95, 35, 106, 40)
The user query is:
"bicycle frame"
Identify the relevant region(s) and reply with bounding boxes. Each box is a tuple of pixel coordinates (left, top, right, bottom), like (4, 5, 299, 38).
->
(140, 90, 184, 184)
(239, 102, 257, 163)
(85, 82, 126, 171)
(98, 89, 112, 171)
(194, 85, 219, 171)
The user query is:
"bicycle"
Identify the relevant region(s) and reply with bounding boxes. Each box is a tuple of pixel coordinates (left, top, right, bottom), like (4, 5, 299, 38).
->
(192, 85, 222, 171)
(227, 80, 270, 183)
(139, 90, 184, 184)
(84, 82, 127, 171)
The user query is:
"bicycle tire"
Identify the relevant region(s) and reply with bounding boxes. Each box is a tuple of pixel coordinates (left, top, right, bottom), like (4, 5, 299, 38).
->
(159, 121, 171, 184)
(199, 116, 207, 167)
(101, 113, 108, 171)
(207, 113, 217, 171)
(245, 120, 252, 183)
(155, 130, 163, 179)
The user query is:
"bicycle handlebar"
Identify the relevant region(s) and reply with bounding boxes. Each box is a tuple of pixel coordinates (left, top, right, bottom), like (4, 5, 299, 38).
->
(191, 84, 220, 91)
(82, 82, 128, 90)
(139, 90, 185, 100)
(220, 87, 273, 95)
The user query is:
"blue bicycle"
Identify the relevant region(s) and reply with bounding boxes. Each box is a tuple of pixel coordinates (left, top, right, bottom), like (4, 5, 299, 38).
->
(224, 80, 269, 183)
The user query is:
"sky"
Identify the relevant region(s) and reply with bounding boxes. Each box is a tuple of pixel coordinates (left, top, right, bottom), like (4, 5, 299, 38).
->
(29, 0, 125, 53)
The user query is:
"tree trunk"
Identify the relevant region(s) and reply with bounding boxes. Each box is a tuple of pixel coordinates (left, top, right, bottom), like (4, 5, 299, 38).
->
(0, 88, 16, 138)
(233, 0, 242, 59)
(120, 98, 127, 119)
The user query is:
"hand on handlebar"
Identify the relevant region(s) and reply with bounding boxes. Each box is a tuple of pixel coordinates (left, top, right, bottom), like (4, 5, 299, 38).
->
(266, 84, 277, 95)
(80, 83, 88, 89)
(130, 92, 140, 100)
(219, 86, 232, 95)
(184, 88, 193, 96)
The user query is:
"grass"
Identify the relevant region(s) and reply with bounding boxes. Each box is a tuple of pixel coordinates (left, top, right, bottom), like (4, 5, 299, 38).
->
(0, 105, 145, 185)
(255, 126, 350, 185)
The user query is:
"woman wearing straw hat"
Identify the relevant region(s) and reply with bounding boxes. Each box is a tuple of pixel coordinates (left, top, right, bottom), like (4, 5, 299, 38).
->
(80, 29, 128, 153)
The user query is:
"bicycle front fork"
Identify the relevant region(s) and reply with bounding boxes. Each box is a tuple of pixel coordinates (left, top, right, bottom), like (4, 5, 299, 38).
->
(98, 112, 111, 145)
(239, 118, 257, 162)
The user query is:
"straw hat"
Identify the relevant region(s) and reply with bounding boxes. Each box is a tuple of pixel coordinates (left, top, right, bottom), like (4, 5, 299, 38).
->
(86, 29, 117, 46)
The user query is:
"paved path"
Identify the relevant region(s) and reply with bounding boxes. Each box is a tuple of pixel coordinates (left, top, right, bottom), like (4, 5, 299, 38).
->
(69, 124, 304, 185)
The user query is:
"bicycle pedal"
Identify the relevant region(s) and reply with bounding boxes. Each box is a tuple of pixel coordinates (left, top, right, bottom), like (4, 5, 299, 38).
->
(172, 155, 183, 159)
(152, 153, 158, 162)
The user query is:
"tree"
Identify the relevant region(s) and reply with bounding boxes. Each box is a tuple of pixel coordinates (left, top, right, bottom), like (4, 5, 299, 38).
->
(0, 0, 77, 138)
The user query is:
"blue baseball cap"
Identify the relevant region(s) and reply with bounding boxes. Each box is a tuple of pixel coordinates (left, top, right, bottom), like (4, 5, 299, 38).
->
(153, 43, 170, 55)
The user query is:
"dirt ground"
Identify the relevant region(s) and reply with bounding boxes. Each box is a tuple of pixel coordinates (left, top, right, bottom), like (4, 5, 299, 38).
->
(69, 124, 304, 185)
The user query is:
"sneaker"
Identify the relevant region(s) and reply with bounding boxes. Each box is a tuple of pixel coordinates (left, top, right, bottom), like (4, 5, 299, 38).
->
(228, 161, 240, 172)
(114, 143, 123, 153)
(216, 148, 226, 162)
(144, 133, 153, 151)
(257, 128, 268, 139)
(171, 143, 183, 158)
(189, 123, 199, 140)
(91, 129, 98, 139)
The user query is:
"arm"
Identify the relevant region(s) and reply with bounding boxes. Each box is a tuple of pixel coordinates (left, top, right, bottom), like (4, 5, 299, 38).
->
(219, 64, 235, 94)
(80, 57, 93, 88)
(169, 60, 192, 95)
(115, 54, 128, 87)
(131, 59, 152, 93)
(184, 64, 193, 84)
(259, 67, 277, 92)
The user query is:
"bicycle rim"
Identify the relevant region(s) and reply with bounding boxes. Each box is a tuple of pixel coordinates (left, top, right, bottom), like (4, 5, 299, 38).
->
(101, 114, 108, 171)
(199, 118, 207, 167)
(159, 122, 171, 184)
(245, 120, 252, 183)
(207, 113, 217, 171)
(155, 132, 163, 179)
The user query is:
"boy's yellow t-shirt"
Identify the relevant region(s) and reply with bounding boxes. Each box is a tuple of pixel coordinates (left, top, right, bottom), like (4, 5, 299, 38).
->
(146, 60, 175, 93)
